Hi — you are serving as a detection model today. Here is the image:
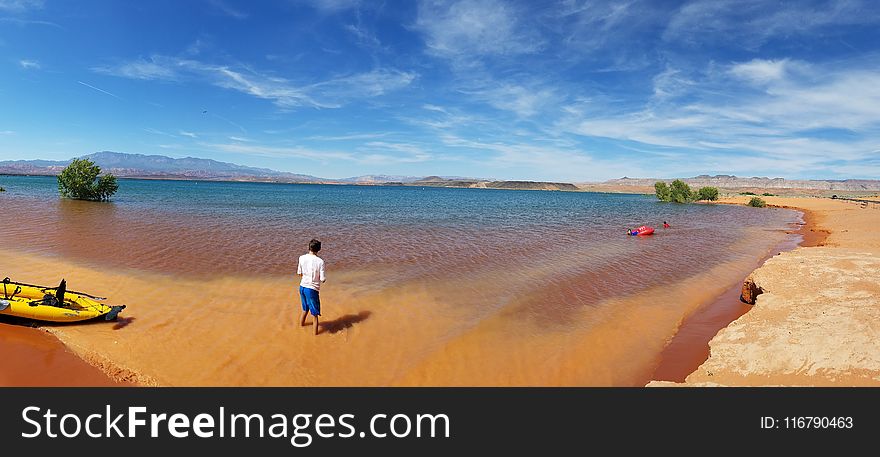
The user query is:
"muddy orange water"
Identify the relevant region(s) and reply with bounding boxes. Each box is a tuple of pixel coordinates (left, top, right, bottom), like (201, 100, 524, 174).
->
(0, 177, 802, 386)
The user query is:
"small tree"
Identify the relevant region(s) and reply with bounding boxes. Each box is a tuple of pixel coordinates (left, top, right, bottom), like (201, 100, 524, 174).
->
(696, 186, 719, 201)
(654, 181, 671, 202)
(57, 158, 118, 201)
(669, 179, 694, 203)
(747, 197, 767, 207)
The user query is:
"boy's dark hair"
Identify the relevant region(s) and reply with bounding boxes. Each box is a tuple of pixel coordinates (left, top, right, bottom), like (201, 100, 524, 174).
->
(309, 239, 322, 253)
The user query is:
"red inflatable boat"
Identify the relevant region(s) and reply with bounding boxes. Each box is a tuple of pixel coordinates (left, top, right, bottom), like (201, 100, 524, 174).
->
(629, 225, 655, 236)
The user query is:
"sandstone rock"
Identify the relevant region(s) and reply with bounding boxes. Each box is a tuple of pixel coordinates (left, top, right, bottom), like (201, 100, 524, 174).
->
(740, 275, 763, 304)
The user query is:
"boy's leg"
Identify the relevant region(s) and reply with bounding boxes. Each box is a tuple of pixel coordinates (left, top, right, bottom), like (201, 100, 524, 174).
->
(310, 290, 321, 335)
(299, 286, 309, 327)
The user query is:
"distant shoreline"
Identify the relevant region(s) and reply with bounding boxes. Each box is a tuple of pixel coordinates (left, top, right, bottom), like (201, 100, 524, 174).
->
(8, 172, 880, 198)
(0, 173, 582, 192)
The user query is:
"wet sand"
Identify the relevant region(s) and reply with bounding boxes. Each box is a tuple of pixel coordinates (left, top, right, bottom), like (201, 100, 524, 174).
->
(650, 196, 880, 386)
(0, 318, 129, 386)
(3, 247, 780, 386)
(651, 207, 825, 382)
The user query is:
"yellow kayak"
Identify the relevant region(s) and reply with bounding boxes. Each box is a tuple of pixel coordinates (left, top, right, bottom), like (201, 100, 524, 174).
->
(0, 278, 125, 323)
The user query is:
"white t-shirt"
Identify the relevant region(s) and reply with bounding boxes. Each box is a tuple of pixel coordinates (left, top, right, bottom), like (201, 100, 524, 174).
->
(297, 253, 326, 291)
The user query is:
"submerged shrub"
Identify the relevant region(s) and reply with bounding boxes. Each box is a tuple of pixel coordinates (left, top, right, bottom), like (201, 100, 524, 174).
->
(654, 181, 671, 202)
(696, 186, 719, 201)
(748, 197, 767, 207)
(57, 158, 118, 202)
(669, 179, 694, 203)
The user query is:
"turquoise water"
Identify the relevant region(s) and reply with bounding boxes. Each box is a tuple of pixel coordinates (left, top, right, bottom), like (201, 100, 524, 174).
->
(1, 174, 799, 307)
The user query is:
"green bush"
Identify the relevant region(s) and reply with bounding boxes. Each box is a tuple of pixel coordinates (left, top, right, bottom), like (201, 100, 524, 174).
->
(57, 158, 118, 201)
(762, 192, 775, 196)
(669, 179, 694, 203)
(654, 181, 671, 202)
(696, 186, 719, 201)
(740, 191, 756, 195)
(747, 197, 767, 207)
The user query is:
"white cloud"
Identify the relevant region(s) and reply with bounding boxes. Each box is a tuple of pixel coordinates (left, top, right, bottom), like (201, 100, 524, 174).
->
(0, 0, 44, 12)
(205, 0, 248, 19)
(298, 0, 361, 12)
(179, 131, 198, 138)
(309, 69, 417, 99)
(729, 59, 791, 84)
(558, 59, 880, 177)
(206, 140, 431, 165)
(415, 0, 543, 60)
(361, 141, 432, 162)
(207, 142, 356, 161)
(96, 58, 179, 81)
(473, 83, 557, 118)
(306, 132, 391, 141)
(664, 0, 880, 49)
(0, 130, 14, 135)
(0, 17, 59, 27)
(228, 136, 252, 142)
(434, 133, 637, 181)
(553, 0, 662, 53)
(96, 56, 416, 110)
(345, 22, 382, 49)
(143, 127, 175, 137)
(18, 59, 39, 69)
(652, 67, 694, 100)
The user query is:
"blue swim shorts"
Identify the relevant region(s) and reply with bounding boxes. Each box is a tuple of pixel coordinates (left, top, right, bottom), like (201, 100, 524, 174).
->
(299, 286, 321, 316)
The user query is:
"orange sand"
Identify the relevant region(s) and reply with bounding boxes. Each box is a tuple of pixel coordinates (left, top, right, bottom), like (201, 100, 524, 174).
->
(2, 231, 785, 387)
(0, 320, 129, 386)
(651, 206, 825, 382)
(650, 196, 880, 386)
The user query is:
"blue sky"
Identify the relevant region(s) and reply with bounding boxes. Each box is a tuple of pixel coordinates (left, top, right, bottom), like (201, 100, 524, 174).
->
(1, 0, 879, 181)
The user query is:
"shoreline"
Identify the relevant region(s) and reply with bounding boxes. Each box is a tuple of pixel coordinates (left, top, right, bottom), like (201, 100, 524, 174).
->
(0, 198, 808, 386)
(649, 195, 880, 386)
(0, 318, 130, 387)
(0, 191, 856, 385)
(650, 205, 827, 382)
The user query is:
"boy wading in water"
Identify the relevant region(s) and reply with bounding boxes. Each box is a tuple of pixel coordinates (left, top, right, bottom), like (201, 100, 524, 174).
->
(298, 239, 326, 335)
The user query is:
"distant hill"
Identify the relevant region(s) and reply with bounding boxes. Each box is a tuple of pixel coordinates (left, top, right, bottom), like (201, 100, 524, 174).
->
(0, 151, 576, 191)
(0, 152, 491, 185)
(592, 175, 880, 192)
(337, 175, 424, 184)
(407, 176, 578, 191)
(335, 175, 480, 184)
(0, 151, 324, 183)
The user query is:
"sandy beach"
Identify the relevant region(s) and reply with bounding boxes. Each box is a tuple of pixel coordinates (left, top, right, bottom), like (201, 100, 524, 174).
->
(3, 188, 874, 387)
(651, 195, 880, 386)
(0, 319, 129, 386)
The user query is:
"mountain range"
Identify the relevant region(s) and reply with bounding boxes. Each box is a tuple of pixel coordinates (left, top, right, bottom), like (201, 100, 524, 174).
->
(0, 151, 326, 182)
(3, 151, 878, 192)
(0, 151, 575, 190)
(0, 151, 467, 184)
(596, 175, 880, 191)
